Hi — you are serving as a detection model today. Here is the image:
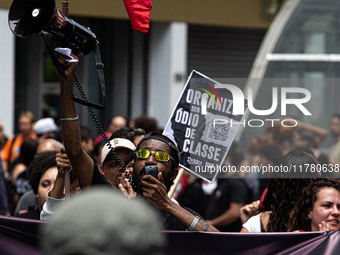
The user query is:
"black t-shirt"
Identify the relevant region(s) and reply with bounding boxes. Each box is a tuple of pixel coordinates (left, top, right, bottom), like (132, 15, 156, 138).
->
(177, 179, 210, 219)
(205, 178, 253, 232)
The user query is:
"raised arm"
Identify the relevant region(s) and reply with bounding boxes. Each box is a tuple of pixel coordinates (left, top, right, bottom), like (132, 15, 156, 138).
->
(283, 117, 329, 146)
(296, 120, 328, 146)
(55, 53, 94, 187)
(40, 147, 70, 221)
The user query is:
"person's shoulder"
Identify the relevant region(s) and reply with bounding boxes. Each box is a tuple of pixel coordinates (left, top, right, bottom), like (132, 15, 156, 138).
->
(248, 213, 262, 222)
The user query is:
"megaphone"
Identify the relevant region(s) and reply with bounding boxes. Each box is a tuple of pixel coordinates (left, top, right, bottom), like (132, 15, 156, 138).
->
(8, 0, 97, 56)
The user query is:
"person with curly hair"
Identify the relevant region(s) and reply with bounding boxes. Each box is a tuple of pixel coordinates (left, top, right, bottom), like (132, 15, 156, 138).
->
(288, 179, 340, 232)
(19, 151, 58, 219)
(241, 148, 320, 232)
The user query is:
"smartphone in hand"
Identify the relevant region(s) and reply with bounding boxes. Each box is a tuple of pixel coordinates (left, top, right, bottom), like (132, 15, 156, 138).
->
(144, 165, 159, 178)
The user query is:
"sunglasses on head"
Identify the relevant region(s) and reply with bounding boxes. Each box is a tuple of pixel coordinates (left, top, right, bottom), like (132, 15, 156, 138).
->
(135, 149, 174, 163)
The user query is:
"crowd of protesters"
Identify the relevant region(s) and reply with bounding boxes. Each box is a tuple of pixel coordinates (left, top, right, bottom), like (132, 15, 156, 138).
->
(1, 113, 340, 239)
(1, 51, 340, 254)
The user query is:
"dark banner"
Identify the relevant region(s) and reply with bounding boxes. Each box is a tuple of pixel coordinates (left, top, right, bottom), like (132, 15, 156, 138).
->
(1, 216, 339, 255)
(164, 231, 333, 255)
(0, 216, 43, 255)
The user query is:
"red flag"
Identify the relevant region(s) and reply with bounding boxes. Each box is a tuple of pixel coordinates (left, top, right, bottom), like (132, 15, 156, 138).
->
(123, 0, 152, 34)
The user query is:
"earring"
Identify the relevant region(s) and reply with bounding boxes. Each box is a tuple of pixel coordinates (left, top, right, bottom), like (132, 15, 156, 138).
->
(307, 215, 311, 219)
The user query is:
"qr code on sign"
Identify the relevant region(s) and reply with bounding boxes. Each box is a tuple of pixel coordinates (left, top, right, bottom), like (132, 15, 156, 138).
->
(207, 119, 230, 142)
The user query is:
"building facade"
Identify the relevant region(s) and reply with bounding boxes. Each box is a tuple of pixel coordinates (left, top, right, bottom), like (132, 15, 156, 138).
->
(0, 0, 272, 139)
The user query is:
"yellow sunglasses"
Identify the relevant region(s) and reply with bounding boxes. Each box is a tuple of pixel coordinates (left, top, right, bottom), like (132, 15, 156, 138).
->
(136, 149, 174, 163)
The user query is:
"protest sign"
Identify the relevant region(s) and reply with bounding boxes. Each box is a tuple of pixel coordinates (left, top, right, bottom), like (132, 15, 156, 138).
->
(163, 70, 248, 183)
